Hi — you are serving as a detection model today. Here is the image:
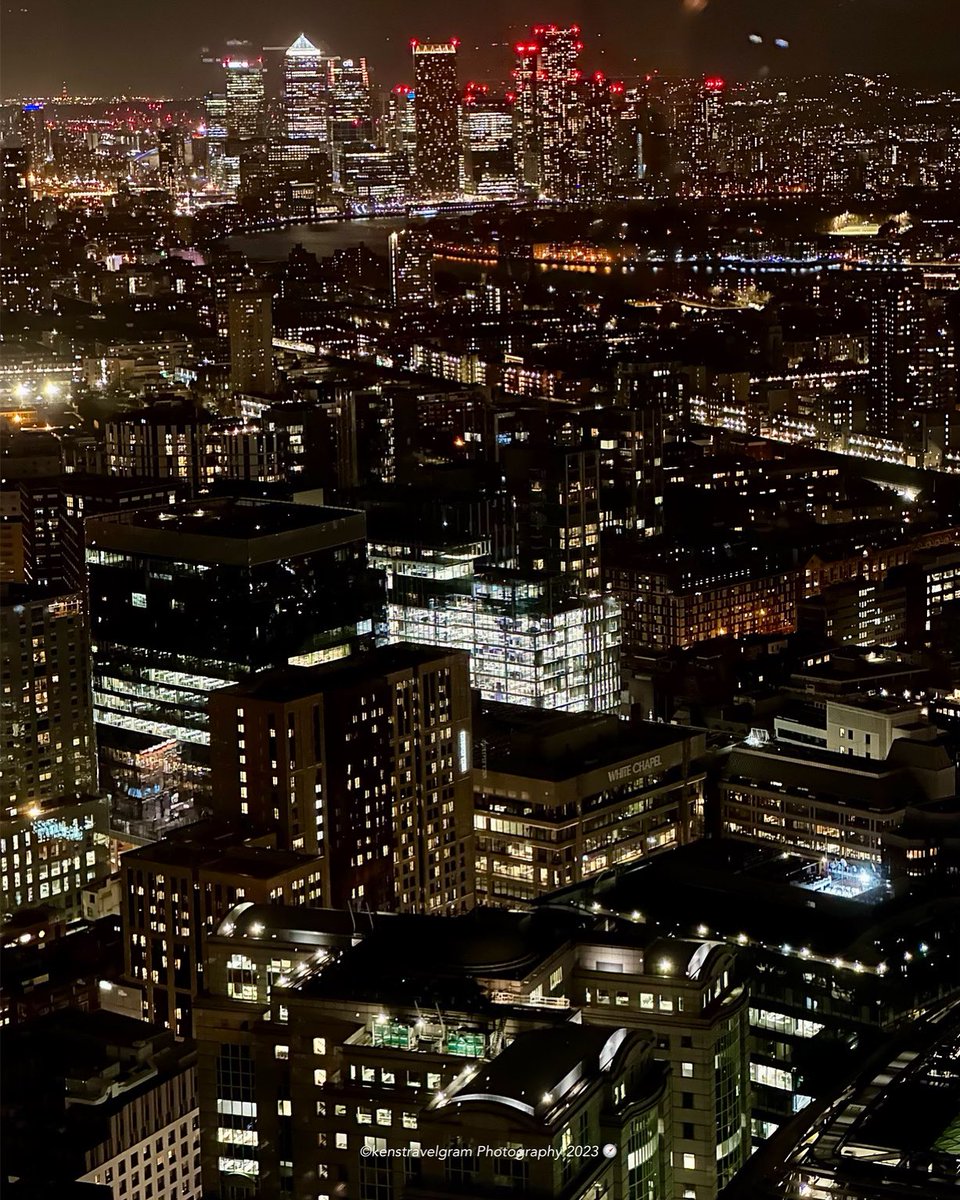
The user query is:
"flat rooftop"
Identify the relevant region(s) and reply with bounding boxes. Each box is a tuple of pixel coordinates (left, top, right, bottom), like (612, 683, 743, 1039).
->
(296, 907, 581, 1009)
(477, 702, 702, 782)
(723, 740, 922, 811)
(122, 821, 318, 877)
(89, 496, 359, 539)
(551, 839, 960, 964)
(216, 643, 468, 704)
(86, 497, 367, 565)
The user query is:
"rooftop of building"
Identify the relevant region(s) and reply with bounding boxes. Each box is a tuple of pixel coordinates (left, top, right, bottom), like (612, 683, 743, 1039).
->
(121, 820, 318, 878)
(0, 582, 85, 610)
(550, 839, 960, 965)
(604, 533, 796, 583)
(85, 496, 368, 565)
(723, 739, 928, 810)
(1, 1010, 196, 1180)
(214, 642, 469, 705)
(476, 702, 702, 781)
(86, 496, 361, 540)
(215, 902, 363, 945)
(435, 1024, 654, 1122)
(827, 695, 923, 717)
(790, 648, 927, 689)
(59, 472, 182, 500)
(106, 399, 209, 425)
(294, 907, 582, 1009)
(1, 915, 122, 996)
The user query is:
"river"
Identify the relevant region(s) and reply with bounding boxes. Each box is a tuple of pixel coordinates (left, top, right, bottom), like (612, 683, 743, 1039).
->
(227, 217, 837, 304)
(225, 218, 407, 263)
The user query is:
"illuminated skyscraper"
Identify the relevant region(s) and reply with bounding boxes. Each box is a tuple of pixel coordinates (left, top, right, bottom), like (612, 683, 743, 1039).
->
(462, 84, 517, 198)
(537, 23, 583, 198)
(283, 33, 331, 143)
(1, 584, 107, 921)
(209, 644, 476, 913)
(689, 75, 729, 181)
(511, 39, 542, 189)
(411, 39, 461, 197)
(0, 140, 30, 239)
(388, 226, 435, 308)
(329, 57, 372, 148)
(511, 25, 586, 198)
(228, 287, 276, 397)
(385, 83, 417, 159)
(580, 73, 623, 199)
(223, 56, 266, 139)
(201, 91, 228, 185)
(868, 270, 923, 439)
(17, 103, 46, 167)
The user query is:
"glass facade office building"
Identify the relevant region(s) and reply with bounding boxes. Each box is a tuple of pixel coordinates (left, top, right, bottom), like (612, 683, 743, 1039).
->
(86, 499, 382, 802)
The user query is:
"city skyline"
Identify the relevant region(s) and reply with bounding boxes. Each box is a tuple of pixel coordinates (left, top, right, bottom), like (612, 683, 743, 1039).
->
(3, 0, 960, 98)
(1, 3, 959, 1199)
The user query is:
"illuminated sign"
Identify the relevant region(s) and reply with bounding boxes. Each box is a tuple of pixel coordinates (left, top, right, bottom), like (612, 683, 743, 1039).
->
(606, 755, 662, 785)
(458, 728, 470, 774)
(33, 817, 85, 842)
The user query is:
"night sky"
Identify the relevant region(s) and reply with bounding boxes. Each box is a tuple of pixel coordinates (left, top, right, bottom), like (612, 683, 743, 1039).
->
(2, 0, 959, 97)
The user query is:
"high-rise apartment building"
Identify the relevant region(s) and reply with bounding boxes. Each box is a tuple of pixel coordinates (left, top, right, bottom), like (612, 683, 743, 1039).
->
(0, 586, 97, 812)
(511, 39, 543, 189)
(122, 822, 323, 1036)
(102, 406, 284, 494)
(102, 403, 208, 491)
(209, 643, 475, 914)
(228, 288, 276, 397)
(510, 26, 623, 199)
(868, 269, 923, 439)
(283, 34, 331, 144)
(0, 140, 30, 240)
(499, 441, 602, 588)
(691, 75, 730, 179)
(0, 584, 107, 921)
(86, 498, 381, 803)
(412, 40, 461, 197)
(223, 57, 266, 140)
(16, 102, 46, 166)
(538, 24, 582, 198)
(387, 226, 435, 308)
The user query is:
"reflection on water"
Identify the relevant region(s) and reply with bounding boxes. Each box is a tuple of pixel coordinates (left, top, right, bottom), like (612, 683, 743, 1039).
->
(227, 218, 833, 303)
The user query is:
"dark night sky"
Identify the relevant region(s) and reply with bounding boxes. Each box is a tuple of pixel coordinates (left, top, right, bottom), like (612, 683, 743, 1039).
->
(2, 0, 959, 97)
